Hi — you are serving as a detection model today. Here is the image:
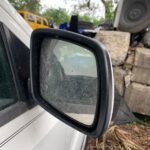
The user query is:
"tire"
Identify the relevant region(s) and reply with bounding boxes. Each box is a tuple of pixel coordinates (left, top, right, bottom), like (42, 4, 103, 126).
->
(117, 0, 150, 33)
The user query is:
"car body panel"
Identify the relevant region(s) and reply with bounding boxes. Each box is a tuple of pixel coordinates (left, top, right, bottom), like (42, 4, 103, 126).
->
(0, 106, 86, 150)
(0, 0, 86, 150)
(0, 0, 32, 47)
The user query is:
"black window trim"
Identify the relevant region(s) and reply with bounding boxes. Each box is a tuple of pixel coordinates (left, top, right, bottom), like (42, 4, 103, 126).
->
(0, 22, 32, 126)
(0, 24, 21, 100)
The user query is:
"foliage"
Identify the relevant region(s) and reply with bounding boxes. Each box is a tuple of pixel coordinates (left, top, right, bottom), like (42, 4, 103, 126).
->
(67, 0, 102, 26)
(42, 8, 70, 25)
(79, 15, 103, 27)
(42, 7, 101, 27)
(68, 0, 114, 23)
(104, 1, 114, 20)
(71, 0, 100, 17)
(9, 0, 113, 26)
(8, 0, 41, 14)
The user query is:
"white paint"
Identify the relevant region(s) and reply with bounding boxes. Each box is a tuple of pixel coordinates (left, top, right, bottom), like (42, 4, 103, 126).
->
(1, 107, 85, 150)
(0, 1, 86, 150)
(0, 106, 44, 145)
(0, 0, 32, 47)
(106, 50, 115, 127)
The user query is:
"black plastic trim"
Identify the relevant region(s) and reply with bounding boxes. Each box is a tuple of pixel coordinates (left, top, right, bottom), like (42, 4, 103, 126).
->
(0, 23, 20, 100)
(0, 22, 32, 126)
(2, 23, 36, 108)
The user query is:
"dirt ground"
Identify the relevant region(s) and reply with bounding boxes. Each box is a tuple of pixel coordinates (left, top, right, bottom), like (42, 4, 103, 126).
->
(86, 122, 150, 150)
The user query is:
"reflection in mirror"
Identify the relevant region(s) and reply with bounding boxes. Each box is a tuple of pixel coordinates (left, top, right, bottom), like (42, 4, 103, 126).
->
(40, 38, 98, 125)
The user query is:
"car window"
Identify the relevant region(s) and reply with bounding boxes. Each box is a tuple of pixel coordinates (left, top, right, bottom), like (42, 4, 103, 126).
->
(26, 14, 35, 22)
(36, 17, 41, 24)
(43, 19, 48, 26)
(0, 34, 17, 111)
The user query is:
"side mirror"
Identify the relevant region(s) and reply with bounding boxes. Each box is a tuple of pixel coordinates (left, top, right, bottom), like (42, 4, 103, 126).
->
(30, 29, 114, 137)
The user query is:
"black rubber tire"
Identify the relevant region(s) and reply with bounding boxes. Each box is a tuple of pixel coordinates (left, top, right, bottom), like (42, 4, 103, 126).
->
(117, 0, 150, 33)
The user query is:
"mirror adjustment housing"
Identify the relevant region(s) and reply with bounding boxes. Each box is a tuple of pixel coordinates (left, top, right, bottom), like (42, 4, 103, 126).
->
(30, 28, 114, 137)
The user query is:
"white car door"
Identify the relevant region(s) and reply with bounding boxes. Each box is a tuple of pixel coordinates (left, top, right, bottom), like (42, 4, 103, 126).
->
(0, 1, 86, 148)
(0, 21, 86, 150)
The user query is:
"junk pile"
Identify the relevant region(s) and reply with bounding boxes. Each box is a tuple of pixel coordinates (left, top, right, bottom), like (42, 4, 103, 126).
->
(95, 31, 150, 124)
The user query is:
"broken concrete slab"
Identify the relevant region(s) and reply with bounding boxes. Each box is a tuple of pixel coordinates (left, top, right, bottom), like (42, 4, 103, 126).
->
(113, 67, 126, 96)
(123, 54, 135, 70)
(135, 47, 150, 69)
(125, 73, 131, 88)
(95, 31, 130, 66)
(125, 83, 150, 116)
(132, 67, 150, 85)
(125, 53, 135, 65)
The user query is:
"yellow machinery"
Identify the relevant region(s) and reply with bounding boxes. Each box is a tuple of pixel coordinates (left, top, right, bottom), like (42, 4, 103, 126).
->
(17, 10, 49, 30)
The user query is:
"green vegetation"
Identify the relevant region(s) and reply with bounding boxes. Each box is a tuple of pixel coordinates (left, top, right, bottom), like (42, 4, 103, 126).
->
(70, 0, 102, 26)
(42, 8, 103, 26)
(79, 15, 104, 27)
(9, 0, 114, 26)
(104, 1, 114, 20)
(42, 8, 70, 25)
(8, 0, 41, 14)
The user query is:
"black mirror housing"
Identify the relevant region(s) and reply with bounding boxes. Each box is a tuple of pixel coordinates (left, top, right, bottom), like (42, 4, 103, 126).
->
(30, 28, 114, 137)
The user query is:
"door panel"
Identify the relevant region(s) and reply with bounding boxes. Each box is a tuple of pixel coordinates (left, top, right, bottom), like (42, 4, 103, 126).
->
(0, 106, 86, 150)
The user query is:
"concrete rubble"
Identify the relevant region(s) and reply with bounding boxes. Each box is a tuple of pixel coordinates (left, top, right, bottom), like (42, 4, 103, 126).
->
(95, 31, 150, 116)
(132, 67, 150, 85)
(135, 47, 150, 69)
(113, 67, 126, 96)
(95, 31, 130, 66)
(125, 83, 150, 116)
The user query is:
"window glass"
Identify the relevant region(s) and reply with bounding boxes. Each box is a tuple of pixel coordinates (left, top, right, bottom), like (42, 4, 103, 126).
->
(26, 14, 35, 22)
(37, 17, 41, 24)
(0, 34, 17, 111)
(43, 19, 48, 26)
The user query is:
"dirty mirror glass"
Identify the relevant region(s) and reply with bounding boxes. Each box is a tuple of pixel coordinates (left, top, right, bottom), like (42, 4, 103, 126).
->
(40, 38, 98, 125)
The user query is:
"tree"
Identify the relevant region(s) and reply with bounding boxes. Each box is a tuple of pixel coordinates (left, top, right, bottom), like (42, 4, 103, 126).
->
(78, 15, 103, 26)
(42, 8, 70, 25)
(71, 0, 100, 17)
(63, 0, 104, 26)
(104, 1, 114, 20)
(8, 0, 41, 14)
(65, 0, 114, 21)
